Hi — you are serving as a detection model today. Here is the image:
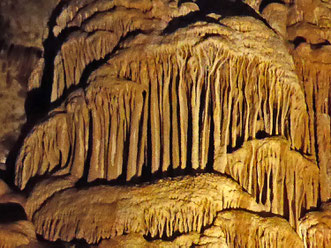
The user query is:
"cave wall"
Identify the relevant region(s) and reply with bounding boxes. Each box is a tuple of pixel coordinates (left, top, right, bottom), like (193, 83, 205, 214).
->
(0, 0, 330, 247)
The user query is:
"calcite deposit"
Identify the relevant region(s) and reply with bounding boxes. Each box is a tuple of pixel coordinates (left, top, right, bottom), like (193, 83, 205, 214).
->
(0, 0, 330, 247)
(0, 221, 38, 248)
(299, 202, 331, 248)
(215, 137, 320, 228)
(30, 174, 265, 243)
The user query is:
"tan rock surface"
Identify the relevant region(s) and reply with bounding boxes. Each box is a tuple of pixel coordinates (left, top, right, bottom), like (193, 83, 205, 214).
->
(95, 209, 304, 248)
(30, 173, 265, 243)
(0, 0, 329, 247)
(256, 0, 331, 201)
(215, 137, 320, 228)
(96, 232, 202, 248)
(299, 202, 331, 248)
(16, 15, 312, 191)
(0, 220, 37, 248)
(206, 210, 304, 248)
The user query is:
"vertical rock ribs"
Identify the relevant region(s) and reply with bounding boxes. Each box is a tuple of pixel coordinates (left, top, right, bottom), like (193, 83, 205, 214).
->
(16, 19, 312, 190)
(6, 0, 330, 246)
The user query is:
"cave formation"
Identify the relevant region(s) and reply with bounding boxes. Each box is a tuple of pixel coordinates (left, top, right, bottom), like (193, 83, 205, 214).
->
(0, 0, 330, 247)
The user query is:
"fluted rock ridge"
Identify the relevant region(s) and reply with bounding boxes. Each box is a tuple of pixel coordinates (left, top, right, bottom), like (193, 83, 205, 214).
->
(16, 16, 312, 192)
(30, 174, 265, 243)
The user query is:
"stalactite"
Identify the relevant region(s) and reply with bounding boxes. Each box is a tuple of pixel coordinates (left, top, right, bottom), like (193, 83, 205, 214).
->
(30, 174, 265, 244)
(16, 79, 147, 189)
(29, 0, 198, 94)
(214, 137, 320, 228)
(291, 45, 331, 201)
(3, 0, 330, 247)
(16, 19, 311, 191)
(50, 31, 119, 102)
(96, 209, 305, 247)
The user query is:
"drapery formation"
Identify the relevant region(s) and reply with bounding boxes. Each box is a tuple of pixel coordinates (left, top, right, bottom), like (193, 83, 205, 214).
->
(215, 138, 319, 228)
(16, 20, 312, 191)
(6, 0, 329, 247)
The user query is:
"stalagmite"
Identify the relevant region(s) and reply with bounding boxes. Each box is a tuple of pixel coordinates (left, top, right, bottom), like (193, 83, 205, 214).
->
(30, 174, 266, 244)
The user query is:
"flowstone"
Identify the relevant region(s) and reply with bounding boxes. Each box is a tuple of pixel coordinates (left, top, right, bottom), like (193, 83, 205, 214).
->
(0, 0, 330, 247)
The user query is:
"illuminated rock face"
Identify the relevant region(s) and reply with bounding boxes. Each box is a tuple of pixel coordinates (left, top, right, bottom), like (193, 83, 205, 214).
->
(299, 202, 331, 248)
(16, 14, 311, 189)
(0, 0, 330, 247)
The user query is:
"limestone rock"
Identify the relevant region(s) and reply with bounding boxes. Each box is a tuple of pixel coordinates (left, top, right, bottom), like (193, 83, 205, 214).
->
(95, 209, 304, 248)
(0, 44, 40, 163)
(208, 210, 304, 248)
(30, 174, 265, 243)
(291, 44, 331, 201)
(0, 220, 37, 248)
(0, 0, 330, 247)
(0, 0, 59, 49)
(96, 233, 202, 248)
(16, 15, 312, 191)
(0, 179, 10, 197)
(262, 3, 288, 37)
(260, 0, 331, 201)
(299, 202, 331, 248)
(215, 137, 320, 228)
(0, 179, 25, 206)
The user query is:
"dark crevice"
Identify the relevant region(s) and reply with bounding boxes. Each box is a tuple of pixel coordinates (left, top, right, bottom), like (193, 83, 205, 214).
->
(186, 95, 193, 174)
(312, 80, 320, 169)
(36, 235, 75, 248)
(76, 111, 93, 187)
(226, 207, 289, 219)
(177, 0, 272, 31)
(120, 125, 131, 183)
(144, 230, 183, 242)
(206, 99, 214, 172)
(283, 179, 290, 221)
(255, 130, 271, 139)
(310, 40, 331, 50)
(80, 6, 117, 28)
(269, 171, 273, 204)
(259, 0, 284, 13)
(292, 36, 306, 48)
(141, 81, 153, 183)
(163, 11, 220, 34)
(26, 1, 75, 123)
(0, 203, 27, 223)
(261, 173, 268, 205)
